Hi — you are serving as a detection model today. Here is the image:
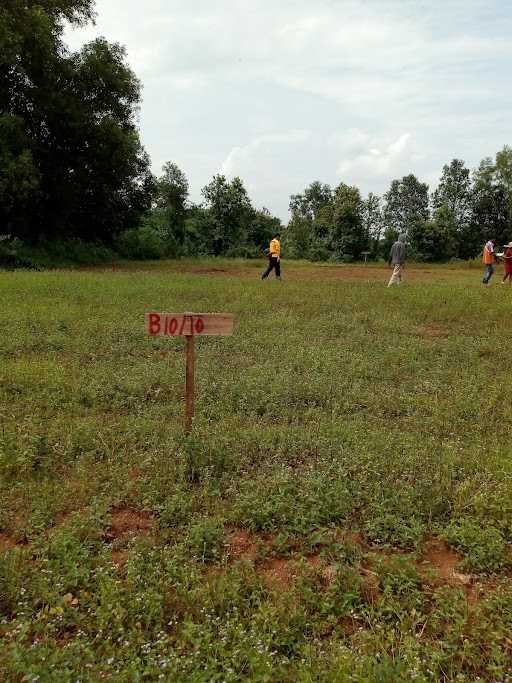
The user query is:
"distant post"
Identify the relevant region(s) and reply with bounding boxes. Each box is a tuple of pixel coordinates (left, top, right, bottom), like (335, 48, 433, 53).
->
(362, 251, 371, 264)
(146, 312, 234, 434)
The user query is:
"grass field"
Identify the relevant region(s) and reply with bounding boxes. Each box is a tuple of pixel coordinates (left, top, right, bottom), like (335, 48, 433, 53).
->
(1, 259, 512, 682)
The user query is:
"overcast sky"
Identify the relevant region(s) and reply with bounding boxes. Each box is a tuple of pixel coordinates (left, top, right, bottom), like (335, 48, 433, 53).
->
(65, 0, 512, 220)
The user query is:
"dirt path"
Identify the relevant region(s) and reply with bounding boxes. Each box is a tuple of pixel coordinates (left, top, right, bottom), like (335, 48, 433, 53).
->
(79, 261, 478, 283)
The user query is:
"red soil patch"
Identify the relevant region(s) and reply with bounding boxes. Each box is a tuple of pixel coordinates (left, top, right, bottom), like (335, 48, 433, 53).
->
(128, 467, 142, 481)
(107, 508, 155, 542)
(85, 262, 471, 284)
(0, 533, 18, 553)
(416, 325, 449, 339)
(360, 567, 381, 603)
(111, 550, 129, 568)
(193, 268, 228, 275)
(419, 538, 477, 600)
(107, 508, 155, 568)
(341, 530, 366, 547)
(306, 554, 322, 568)
(420, 538, 465, 582)
(260, 558, 294, 590)
(225, 527, 259, 562)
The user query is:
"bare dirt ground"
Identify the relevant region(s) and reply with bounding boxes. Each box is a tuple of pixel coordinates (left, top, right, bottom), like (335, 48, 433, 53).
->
(86, 261, 479, 284)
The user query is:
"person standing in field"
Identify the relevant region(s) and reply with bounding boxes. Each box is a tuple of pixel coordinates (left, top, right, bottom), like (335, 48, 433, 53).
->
(262, 233, 282, 280)
(387, 233, 406, 287)
(482, 238, 497, 285)
(501, 242, 512, 284)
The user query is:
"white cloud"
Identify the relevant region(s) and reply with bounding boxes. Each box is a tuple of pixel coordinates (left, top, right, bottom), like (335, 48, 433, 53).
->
(336, 132, 416, 190)
(64, 0, 512, 219)
(221, 131, 311, 177)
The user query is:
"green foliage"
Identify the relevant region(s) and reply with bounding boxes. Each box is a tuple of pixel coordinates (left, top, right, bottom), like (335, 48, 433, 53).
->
(2, 247, 512, 681)
(473, 146, 512, 250)
(0, 0, 153, 242)
(201, 175, 255, 255)
(443, 520, 510, 574)
(187, 519, 225, 562)
(364, 511, 425, 550)
(0, 234, 25, 268)
(331, 183, 368, 260)
(384, 174, 430, 254)
(115, 225, 167, 260)
(413, 205, 458, 262)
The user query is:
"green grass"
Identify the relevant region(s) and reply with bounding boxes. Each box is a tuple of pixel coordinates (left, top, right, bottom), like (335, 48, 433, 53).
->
(1, 260, 512, 682)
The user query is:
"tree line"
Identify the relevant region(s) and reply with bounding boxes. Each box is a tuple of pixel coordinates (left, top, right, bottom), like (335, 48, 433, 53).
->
(2, 1, 512, 264)
(286, 151, 512, 262)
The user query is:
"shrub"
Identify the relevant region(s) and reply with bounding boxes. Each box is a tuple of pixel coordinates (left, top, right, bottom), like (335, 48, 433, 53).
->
(225, 245, 262, 259)
(115, 225, 167, 260)
(309, 244, 330, 262)
(0, 234, 32, 268)
(0, 237, 116, 268)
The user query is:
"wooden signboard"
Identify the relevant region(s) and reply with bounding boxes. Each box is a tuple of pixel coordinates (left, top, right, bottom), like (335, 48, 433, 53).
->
(146, 312, 234, 434)
(146, 313, 234, 338)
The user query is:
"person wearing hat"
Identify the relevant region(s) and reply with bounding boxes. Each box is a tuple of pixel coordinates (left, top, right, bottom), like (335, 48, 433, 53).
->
(502, 242, 512, 284)
(482, 238, 497, 285)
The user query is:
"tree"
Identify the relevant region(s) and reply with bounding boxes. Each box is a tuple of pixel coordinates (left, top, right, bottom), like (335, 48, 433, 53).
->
(384, 174, 429, 258)
(0, 0, 153, 242)
(154, 162, 189, 250)
(201, 175, 254, 255)
(432, 160, 473, 224)
(384, 174, 430, 236)
(285, 214, 314, 259)
(287, 181, 333, 258)
(330, 183, 367, 260)
(247, 207, 281, 252)
(432, 159, 475, 258)
(472, 151, 512, 253)
(418, 205, 458, 261)
(362, 193, 383, 257)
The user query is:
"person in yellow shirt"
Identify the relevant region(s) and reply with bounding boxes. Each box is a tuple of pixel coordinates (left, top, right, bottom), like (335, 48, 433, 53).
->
(261, 233, 282, 280)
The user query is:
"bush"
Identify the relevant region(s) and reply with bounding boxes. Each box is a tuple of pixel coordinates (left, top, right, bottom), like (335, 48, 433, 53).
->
(225, 244, 263, 259)
(0, 236, 115, 269)
(115, 225, 167, 260)
(331, 253, 354, 264)
(309, 244, 330, 262)
(0, 235, 30, 268)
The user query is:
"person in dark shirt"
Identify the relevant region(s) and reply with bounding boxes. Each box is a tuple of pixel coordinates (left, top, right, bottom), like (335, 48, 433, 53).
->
(388, 234, 406, 287)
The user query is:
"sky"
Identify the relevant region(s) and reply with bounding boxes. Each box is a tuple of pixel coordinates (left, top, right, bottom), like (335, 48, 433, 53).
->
(65, 0, 512, 221)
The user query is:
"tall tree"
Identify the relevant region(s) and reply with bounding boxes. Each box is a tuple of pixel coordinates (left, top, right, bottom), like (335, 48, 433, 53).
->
(330, 183, 367, 260)
(155, 162, 189, 244)
(362, 192, 383, 256)
(0, 0, 153, 242)
(432, 159, 473, 224)
(384, 174, 429, 257)
(287, 181, 333, 257)
(432, 159, 475, 258)
(472, 150, 512, 252)
(247, 207, 281, 252)
(384, 174, 430, 236)
(201, 175, 254, 255)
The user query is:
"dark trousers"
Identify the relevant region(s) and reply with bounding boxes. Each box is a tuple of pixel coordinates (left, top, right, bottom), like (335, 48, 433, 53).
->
(262, 257, 281, 279)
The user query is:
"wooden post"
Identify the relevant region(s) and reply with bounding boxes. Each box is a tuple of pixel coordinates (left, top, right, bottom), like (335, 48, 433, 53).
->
(185, 335, 195, 434)
(146, 312, 234, 436)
